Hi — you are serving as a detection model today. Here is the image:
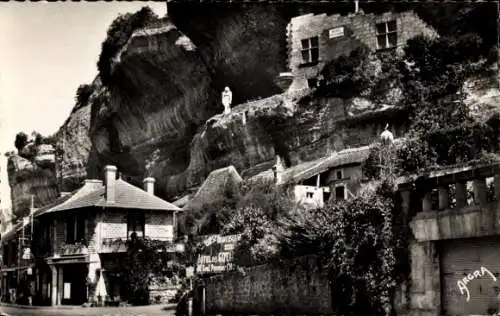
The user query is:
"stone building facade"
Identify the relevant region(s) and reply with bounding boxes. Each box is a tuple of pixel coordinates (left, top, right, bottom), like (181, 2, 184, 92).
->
(0, 165, 183, 306)
(275, 145, 371, 209)
(286, 10, 438, 91)
(399, 162, 500, 316)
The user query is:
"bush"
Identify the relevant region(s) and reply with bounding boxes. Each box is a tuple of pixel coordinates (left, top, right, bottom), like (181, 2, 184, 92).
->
(319, 46, 373, 98)
(75, 84, 93, 107)
(278, 181, 405, 316)
(222, 206, 281, 267)
(122, 237, 184, 305)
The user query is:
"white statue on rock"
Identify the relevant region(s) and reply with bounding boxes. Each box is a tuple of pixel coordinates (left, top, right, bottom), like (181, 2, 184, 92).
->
(380, 123, 394, 145)
(222, 86, 232, 114)
(273, 155, 286, 185)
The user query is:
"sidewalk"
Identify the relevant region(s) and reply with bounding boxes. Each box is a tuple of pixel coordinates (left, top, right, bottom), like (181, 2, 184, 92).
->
(0, 302, 175, 309)
(0, 302, 77, 309)
(0, 302, 176, 316)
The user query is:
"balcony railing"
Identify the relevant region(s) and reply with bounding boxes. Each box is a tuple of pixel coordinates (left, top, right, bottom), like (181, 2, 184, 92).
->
(100, 238, 185, 253)
(57, 242, 88, 256)
(400, 162, 500, 241)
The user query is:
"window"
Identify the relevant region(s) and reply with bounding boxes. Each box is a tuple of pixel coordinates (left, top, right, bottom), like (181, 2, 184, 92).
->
(335, 186, 345, 200)
(376, 20, 397, 49)
(39, 224, 52, 254)
(127, 213, 145, 239)
(323, 191, 331, 203)
(306, 192, 314, 199)
(307, 78, 318, 89)
(336, 170, 343, 180)
(66, 215, 85, 244)
(301, 36, 319, 63)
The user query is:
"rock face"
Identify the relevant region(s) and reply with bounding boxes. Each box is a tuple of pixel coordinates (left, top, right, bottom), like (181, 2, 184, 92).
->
(7, 154, 58, 220)
(6, 77, 99, 220)
(56, 76, 101, 192)
(7, 6, 500, 211)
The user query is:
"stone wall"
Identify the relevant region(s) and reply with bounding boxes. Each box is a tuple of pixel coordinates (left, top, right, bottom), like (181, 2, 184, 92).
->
(287, 11, 438, 91)
(202, 256, 333, 315)
(407, 238, 440, 316)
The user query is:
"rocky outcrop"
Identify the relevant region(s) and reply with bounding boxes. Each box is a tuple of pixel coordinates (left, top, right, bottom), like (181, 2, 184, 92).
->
(8, 6, 499, 210)
(55, 76, 102, 192)
(7, 154, 58, 220)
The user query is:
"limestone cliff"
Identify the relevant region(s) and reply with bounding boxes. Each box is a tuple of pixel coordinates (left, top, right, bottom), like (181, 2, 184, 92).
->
(7, 147, 58, 220)
(7, 5, 499, 210)
(55, 76, 103, 192)
(85, 6, 500, 201)
(6, 77, 100, 220)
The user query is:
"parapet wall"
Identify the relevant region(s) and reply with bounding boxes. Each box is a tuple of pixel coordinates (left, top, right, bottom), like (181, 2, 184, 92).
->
(203, 255, 333, 315)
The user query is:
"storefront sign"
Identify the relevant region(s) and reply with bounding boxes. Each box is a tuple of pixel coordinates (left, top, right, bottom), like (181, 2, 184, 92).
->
(329, 26, 344, 39)
(196, 234, 241, 275)
(22, 248, 31, 260)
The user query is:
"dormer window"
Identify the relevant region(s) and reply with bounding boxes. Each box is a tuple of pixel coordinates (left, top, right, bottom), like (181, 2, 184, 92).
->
(376, 20, 397, 50)
(301, 36, 319, 64)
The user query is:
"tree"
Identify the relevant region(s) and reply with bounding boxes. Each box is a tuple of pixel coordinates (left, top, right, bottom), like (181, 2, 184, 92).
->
(14, 132, 28, 151)
(222, 206, 281, 267)
(32, 131, 43, 146)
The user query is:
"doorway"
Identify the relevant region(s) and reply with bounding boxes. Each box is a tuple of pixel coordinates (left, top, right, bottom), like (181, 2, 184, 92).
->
(61, 264, 88, 305)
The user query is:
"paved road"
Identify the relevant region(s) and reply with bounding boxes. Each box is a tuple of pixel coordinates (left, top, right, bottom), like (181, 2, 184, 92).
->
(0, 304, 175, 316)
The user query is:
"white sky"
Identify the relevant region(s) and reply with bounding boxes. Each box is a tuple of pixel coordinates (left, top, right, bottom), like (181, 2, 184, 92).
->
(0, 2, 167, 209)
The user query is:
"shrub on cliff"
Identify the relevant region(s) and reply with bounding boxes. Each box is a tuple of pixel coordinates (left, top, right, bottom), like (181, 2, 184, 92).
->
(97, 7, 159, 87)
(401, 33, 483, 129)
(14, 132, 28, 151)
(319, 46, 373, 98)
(75, 84, 93, 108)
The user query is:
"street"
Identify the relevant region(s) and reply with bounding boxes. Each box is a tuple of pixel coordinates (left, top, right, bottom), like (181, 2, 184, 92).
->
(0, 304, 175, 316)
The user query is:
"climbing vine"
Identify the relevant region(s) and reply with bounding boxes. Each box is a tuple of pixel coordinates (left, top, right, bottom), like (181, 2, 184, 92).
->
(277, 180, 407, 316)
(123, 236, 185, 305)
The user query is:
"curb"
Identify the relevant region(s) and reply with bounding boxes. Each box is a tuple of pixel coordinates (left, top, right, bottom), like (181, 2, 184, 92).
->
(0, 303, 84, 310)
(0, 302, 177, 310)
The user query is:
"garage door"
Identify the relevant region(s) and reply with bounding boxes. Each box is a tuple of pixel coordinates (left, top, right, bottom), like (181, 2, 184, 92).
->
(441, 237, 500, 316)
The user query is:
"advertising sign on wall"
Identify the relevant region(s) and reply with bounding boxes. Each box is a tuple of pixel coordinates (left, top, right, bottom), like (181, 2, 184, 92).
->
(196, 234, 241, 275)
(329, 26, 344, 39)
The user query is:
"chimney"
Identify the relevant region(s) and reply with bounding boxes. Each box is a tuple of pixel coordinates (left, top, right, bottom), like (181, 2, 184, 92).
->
(143, 177, 155, 196)
(354, 0, 359, 13)
(104, 165, 117, 203)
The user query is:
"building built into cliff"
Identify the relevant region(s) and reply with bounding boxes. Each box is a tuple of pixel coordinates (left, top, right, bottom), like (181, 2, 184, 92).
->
(274, 145, 371, 208)
(285, 10, 437, 91)
(0, 165, 183, 306)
